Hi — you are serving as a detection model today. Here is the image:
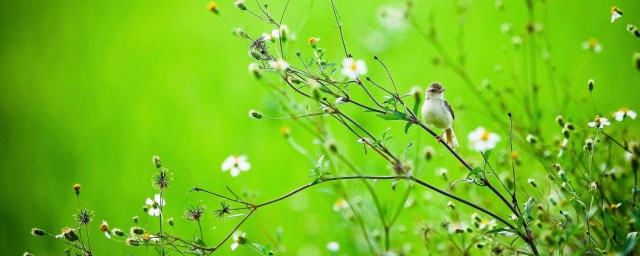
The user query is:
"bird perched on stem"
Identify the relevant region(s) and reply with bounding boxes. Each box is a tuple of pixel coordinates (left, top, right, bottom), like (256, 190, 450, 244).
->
(421, 82, 459, 149)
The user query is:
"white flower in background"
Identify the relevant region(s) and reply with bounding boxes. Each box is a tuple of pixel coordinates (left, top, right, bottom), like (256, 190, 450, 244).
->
(468, 127, 501, 152)
(613, 108, 637, 121)
(231, 233, 247, 250)
(332, 199, 350, 211)
(478, 218, 497, 230)
(327, 241, 340, 253)
(269, 59, 289, 71)
(581, 38, 602, 53)
(145, 194, 166, 216)
(447, 221, 469, 234)
(500, 23, 512, 34)
(221, 155, 251, 177)
(587, 116, 611, 129)
(377, 5, 408, 29)
(341, 58, 367, 79)
(611, 7, 623, 23)
(261, 29, 280, 41)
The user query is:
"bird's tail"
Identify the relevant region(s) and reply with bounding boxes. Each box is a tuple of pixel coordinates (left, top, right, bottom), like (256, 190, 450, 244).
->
(445, 128, 459, 149)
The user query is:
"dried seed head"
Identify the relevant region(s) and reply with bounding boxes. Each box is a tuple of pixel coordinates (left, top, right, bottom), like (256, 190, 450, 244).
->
(133, 216, 139, 223)
(234, 0, 247, 10)
(588, 79, 594, 91)
(126, 236, 142, 246)
(167, 217, 175, 227)
(528, 178, 538, 188)
(526, 134, 537, 144)
(424, 146, 434, 161)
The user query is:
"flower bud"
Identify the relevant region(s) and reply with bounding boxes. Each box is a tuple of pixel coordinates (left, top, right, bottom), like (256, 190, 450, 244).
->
(527, 178, 538, 188)
(208, 2, 219, 14)
(131, 227, 145, 235)
(31, 228, 45, 236)
(168, 217, 175, 227)
(584, 138, 594, 152)
(112, 228, 125, 237)
(143, 205, 149, 213)
(152, 155, 162, 169)
(588, 79, 594, 91)
(126, 237, 142, 246)
(562, 128, 570, 139)
(634, 51, 640, 71)
(424, 146, 434, 161)
(233, 28, 248, 39)
(73, 184, 81, 195)
(411, 86, 422, 103)
(437, 168, 448, 181)
(564, 123, 575, 131)
(627, 24, 640, 38)
(546, 173, 556, 181)
(280, 126, 291, 138)
(133, 216, 139, 223)
(249, 110, 263, 119)
(248, 63, 262, 79)
(308, 37, 320, 47)
(447, 201, 456, 210)
(526, 134, 537, 144)
(234, 0, 247, 10)
(555, 115, 565, 127)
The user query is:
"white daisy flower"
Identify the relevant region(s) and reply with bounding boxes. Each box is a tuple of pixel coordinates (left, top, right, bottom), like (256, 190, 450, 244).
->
(613, 108, 637, 121)
(587, 116, 611, 129)
(327, 241, 340, 253)
(581, 38, 602, 53)
(221, 155, 251, 177)
(269, 59, 289, 71)
(231, 232, 247, 250)
(261, 29, 280, 41)
(341, 58, 367, 80)
(468, 127, 501, 152)
(332, 199, 349, 211)
(447, 221, 469, 234)
(478, 218, 497, 230)
(611, 7, 623, 23)
(145, 194, 166, 216)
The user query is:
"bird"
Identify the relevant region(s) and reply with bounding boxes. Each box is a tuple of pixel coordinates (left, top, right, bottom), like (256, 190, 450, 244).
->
(421, 82, 459, 149)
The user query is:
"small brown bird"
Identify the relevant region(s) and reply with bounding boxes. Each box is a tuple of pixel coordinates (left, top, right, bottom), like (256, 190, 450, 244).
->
(421, 82, 459, 148)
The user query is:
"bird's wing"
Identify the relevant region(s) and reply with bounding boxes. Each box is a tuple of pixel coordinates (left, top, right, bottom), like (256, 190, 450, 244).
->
(444, 100, 455, 120)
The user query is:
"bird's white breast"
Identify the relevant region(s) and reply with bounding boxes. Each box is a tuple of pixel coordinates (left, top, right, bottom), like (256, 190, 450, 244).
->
(421, 98, 453, 129)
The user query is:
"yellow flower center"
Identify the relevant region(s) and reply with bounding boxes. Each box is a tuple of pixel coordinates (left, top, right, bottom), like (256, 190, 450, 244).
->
(612, 6, 619, 14)
(481, 131, 490, 141)
(350, 62, 357, 71)
(594, 115, 601, 123)
(620, 107, 628, 113)
(510, 151, 519, 160)
(588, 38, 599, 48)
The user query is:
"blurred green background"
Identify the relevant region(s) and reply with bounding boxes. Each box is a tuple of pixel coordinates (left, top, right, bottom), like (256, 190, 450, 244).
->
(1, 0, 639, 255)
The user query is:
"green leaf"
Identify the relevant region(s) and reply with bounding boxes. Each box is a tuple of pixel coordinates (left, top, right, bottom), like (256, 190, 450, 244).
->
(404, 121, 414, 134)
(391, 179, 399, 191)
(376, 113, 405, 121)
(482, 149, 493, 161)
(483, 227, 517, 237)
(466, 167, 484, 180)
(622, 232, 638, 255)
(227, 186, 244, 201)
(412, 95, 420, 114)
